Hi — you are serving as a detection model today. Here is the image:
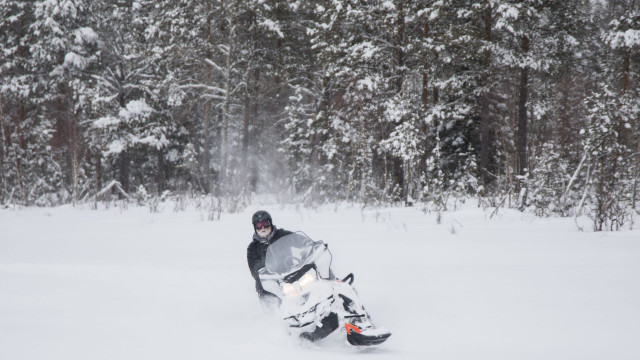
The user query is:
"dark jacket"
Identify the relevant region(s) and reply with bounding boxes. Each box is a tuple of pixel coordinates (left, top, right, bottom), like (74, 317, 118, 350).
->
(247, 227, 293, 295)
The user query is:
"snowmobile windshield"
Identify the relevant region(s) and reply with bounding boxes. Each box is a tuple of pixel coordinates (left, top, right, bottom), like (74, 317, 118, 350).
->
(261, 233, 331, 277)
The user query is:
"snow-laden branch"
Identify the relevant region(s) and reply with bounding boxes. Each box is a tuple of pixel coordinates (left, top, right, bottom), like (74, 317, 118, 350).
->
(229, 81, 246, 96)
(200, 94, 227, 101)
(178, 84, 227, 94)
(561, 150, 588, 206)
(287, 84, 319, 98)
(204, 58, 225, 75)
(360, 34, 402, 51)
(91, 75, 118, 91)
(94, 180, 130, 200)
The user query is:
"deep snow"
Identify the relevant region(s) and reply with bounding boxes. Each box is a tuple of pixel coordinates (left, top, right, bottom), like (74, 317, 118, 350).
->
(1, 200, 639, 360)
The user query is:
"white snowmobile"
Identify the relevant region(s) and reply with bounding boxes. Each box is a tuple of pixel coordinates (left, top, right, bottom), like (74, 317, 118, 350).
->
(258, 232, 391, 346)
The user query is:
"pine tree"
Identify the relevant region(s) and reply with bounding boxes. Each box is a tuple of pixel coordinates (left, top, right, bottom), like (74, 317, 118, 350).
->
(32, 0, 100, 203)
(527, 0, 596, 213)
(582, 85, 637, 230)
(0, 0, 35, 204)
(88, 1, 174, 196)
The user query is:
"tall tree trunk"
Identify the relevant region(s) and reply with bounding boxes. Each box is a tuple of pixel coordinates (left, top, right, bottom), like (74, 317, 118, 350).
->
(480, 91, 491, 185)
(117, 91, 130, 195)
(392, 0, 406, 200)
(51, 77, 71, 196)
(221, 2, 236, 186)
(16, 100, 26, 204)
(18, 100, 25, 150)
(421, 71, 429, 106)
(0, 93, 6, 201)
(242, 90, 250, 169)
(479, 5, 493, 187)
(395, 0, 405, 92)
(242, 12, 256, 185)
(94, 151, 102, 196)
(620, 49, 630, 96)
(201, 0, 214, 193)
(249, 66, 260, 192)
(202, 69, 212, 192)
(516, 36, 530, 208)
(118, 150, 130, 195)
(517, 36, 530, 177)
(419, 18, 431, 199)
(433, 53, 439, 104)
(421, 17, 429, 106)
(156, 149, 165, 193)
(557, 74, 571, 158)
(70, 109, 79, 205)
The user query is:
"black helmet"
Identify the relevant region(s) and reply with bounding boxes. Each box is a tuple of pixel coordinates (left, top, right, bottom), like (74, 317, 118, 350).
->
(252, 210, 272, 226)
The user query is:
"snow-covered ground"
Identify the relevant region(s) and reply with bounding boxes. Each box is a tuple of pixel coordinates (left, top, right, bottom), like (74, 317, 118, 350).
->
(1, 200, 639, 360)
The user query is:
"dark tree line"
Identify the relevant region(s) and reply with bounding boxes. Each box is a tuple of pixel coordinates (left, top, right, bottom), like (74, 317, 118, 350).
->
(0, 0, 638, 230)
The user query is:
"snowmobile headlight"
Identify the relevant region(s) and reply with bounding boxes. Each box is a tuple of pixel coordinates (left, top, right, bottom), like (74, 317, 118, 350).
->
(282, 283, 298, 297)
(298, 270, 316, 291)
(281, 268, 318, 297)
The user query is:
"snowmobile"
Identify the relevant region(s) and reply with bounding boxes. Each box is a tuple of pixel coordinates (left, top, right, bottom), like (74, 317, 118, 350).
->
(258, 232, 391, 346)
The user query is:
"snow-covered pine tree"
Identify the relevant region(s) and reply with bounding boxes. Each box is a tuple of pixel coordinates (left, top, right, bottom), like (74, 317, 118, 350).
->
(603, 0, 640, 213)
(297, 0, 379, 203)
(582, 85, 637, 231)
(526, 0, 595, 215)
(300, 0, 427, 204)
(144, 0, 292, 200)
(88, 1, 173, 197)
(140, 0, 222, 194)
(585, 0, 640, 226)
(1, 0, 95, 205)
(491, 0, 548, 208)
(528, 142, 572, 216)
(381, 0, 439, 205)
(416, 0, 505, 202)
(0, 0, 35, 205)
(280, 1, 347, 204)
(31, 0, 100, 204)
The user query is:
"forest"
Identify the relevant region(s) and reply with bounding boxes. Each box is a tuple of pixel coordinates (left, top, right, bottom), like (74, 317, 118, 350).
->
(0, 0, 638, 231)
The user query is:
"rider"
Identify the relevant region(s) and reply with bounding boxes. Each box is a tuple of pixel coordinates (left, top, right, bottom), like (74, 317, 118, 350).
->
(247, 210, 292, 305)
(247, 210, 383, 342)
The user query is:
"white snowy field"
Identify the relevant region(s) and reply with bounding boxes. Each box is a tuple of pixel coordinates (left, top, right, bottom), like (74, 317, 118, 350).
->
(1, 200, 639, 360)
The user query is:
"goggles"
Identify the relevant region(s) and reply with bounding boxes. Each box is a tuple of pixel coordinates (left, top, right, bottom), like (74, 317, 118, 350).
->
(254, 220, 271, 230)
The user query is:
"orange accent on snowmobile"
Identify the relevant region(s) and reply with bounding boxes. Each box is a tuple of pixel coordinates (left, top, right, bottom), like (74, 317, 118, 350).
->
(345, 323, 362, 335)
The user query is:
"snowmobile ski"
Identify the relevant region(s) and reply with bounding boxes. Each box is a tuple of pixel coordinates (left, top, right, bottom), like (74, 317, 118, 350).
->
(345, 323, 391, 346)
(346, 329, 392, 346)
